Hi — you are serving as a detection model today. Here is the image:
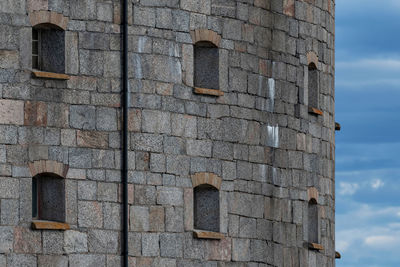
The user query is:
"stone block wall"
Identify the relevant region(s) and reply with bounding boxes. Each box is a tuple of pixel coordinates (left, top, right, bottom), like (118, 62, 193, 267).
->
(0, 0, 335, 266)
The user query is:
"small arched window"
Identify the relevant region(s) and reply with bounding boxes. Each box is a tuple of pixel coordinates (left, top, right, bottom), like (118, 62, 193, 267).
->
(194, 184, 220, 232)
(194, 41, 219, 90)
(308, 62, 319, 109)
(32, 173, 65, 222)
(308, 198, 319, 244)
(32, 24, 65, 74)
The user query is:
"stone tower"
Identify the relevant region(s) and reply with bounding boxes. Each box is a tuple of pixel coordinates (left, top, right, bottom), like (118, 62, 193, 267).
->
(0, 0, 335, 266)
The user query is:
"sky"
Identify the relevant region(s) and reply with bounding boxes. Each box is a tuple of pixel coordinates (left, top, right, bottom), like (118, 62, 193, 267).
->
(335, 0, 400, 266)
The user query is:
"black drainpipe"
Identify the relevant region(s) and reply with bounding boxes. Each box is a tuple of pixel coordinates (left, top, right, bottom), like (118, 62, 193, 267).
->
(122, 0, 129, 266)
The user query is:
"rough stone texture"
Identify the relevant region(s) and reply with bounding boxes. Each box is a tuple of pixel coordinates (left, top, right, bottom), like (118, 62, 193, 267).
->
(13, 227, 42, 253)
(1, 199, 19, 225)
(7, 254, 36, 267)
(69, 254, 106, 267)
(88, 230, 119, 253)
(64, 230, 88, 253)
(43, 231, 64, 254)
(0, 100, 24, 125)
(0, 226, 13, 253)
(78, 201, 103, 228)
(38, 255, 68, 267)
(160, 233, 183, 258)
(0, 0, 335, 266)
(142, 233, 159, 256)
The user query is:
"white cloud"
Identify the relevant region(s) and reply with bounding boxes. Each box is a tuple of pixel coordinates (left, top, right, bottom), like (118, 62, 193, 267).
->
(364, 235, 399, 247)
(337, 58, 400, 70)
(371, 179, 384, 189)
(336, 58, 400, 89)
(339, 182, 359, 196)
(336, 240, 350, 252)
(336, 203, 400, 264)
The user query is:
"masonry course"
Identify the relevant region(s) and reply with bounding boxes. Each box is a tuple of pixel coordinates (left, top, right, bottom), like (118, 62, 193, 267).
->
(0, 0, 335, 266)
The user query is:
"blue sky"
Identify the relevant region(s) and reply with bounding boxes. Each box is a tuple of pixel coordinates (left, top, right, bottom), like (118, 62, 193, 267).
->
(335, 0, 400, 266)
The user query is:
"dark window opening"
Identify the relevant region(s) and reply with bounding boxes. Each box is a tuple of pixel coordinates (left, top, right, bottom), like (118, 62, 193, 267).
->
(32, 173, 65, 222)
(308, 198, 319, 244)
(194, 184, 219, 232)
(194, 41, 219, 90)
(32, 25, 65, 73)
(308, 63, 319, 109)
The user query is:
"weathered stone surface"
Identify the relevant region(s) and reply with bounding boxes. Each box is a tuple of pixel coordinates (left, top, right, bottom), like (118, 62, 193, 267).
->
(13, 227, 42, 253)
(142, 110, 171, 134)
(0, 126, 18, 144)
(130, 206, 149, 232)
(232, 238, 250, 261)
(65, 31, 79, 74)
(181, 0, 210, 14)
(1, 199, 19, 225)
(0, 25, 18, 49)
(77, 130, 108, 148)
(140, 55, 182, 83)
(92, 149, 115, 169)
(97, 182, 118, 202)
(96, 107, 117, 131)
(187, 139, 212, 157)
(0, 100, 23, 125)
(64, 230, 88, 253)
(104, 202, 121, 230)
(135, 185, 156, 205)
(0, 0, 336, 265)
(88, 230, 119, 253)
(0, 50, 19, 68)
(78, 201, 103, 228)
(70, 104, 95, 130)
(38, 255, 68, 267)
(166, 206, 184, 232)
(160, 233, 183, 258)
(171, 114, 197, 138)
(132, 133, 163, 152)
(166, 155, 190, 176)
(80, 50, 104, 76)
(157, 187, 184, 206)
(43, 231, 64, 254)
(0, 255, 5, 267)
(149, 206, 165, 232)
(7, 254, 36, 267)
(47, 103, 69, 128)
(0, 226, 13, 253)
(69, 254, 106, 267)
(142, 233, 159, 256)
(70, 0, 96, 20)
(150, 153, 166, 173)
(205, 237, 232, 261)
(128, 232, 141, 256)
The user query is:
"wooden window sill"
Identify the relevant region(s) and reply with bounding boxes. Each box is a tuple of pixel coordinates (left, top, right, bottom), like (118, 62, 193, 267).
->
(32, 220, 70, 230)
(193, 229, 224, 239)
(308, 242, 324, 251)
(308, 107, 323, 116)
(32, 70, 70, 80)
(194, 87, 224, 97)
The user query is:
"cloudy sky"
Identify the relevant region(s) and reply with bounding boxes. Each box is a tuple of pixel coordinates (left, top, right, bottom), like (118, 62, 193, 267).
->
(335, 0, 400, 266)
